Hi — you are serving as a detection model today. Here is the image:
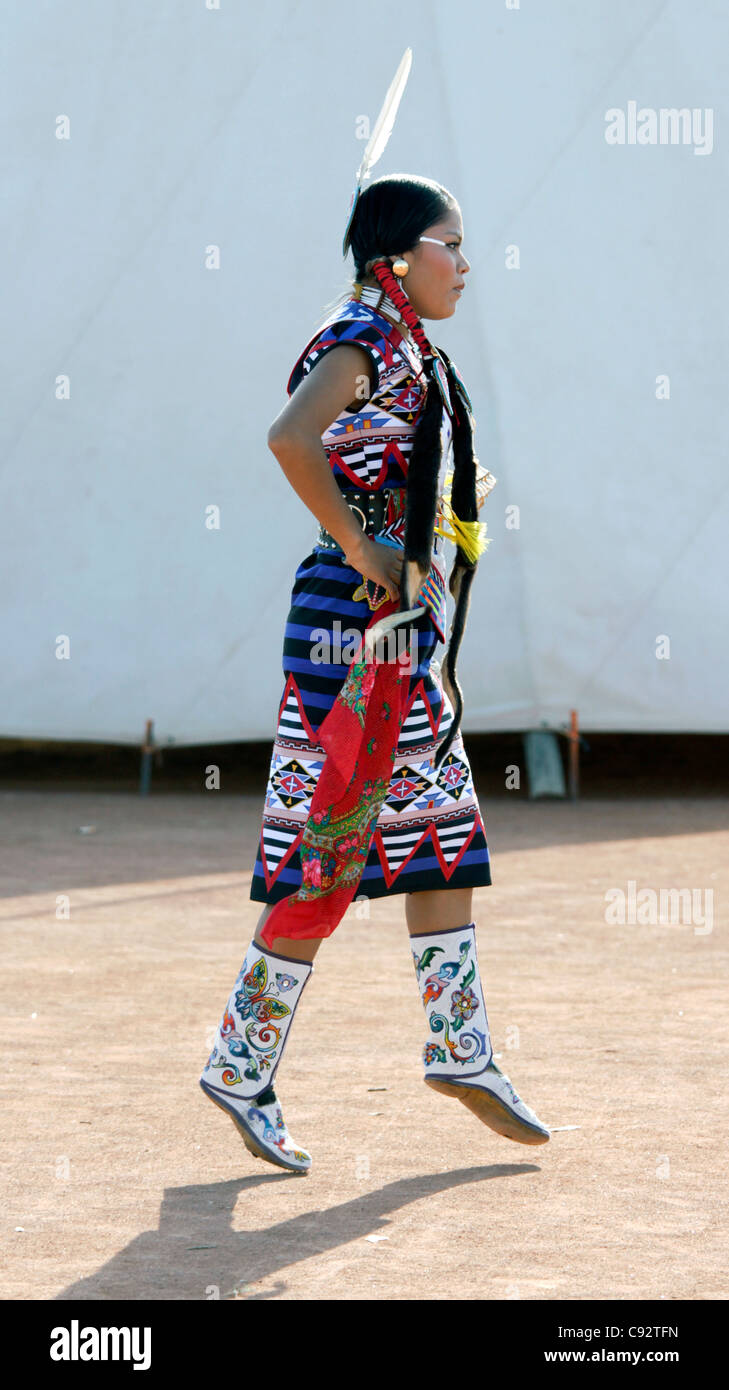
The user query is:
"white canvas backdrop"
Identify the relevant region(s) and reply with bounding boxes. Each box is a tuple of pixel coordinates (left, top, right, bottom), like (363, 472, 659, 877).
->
(2, 0, 727, 748)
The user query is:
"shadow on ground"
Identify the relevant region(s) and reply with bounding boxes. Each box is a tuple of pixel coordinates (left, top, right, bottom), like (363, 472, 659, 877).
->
(54, 1164, 540, 1301)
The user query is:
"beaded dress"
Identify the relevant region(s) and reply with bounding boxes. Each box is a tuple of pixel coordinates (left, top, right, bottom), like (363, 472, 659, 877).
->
(250, 293, 494, 904)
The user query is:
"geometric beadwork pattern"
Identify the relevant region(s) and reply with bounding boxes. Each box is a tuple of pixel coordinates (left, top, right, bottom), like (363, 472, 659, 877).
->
(270, 759, 317, 808)
(435, 754, 470, 801)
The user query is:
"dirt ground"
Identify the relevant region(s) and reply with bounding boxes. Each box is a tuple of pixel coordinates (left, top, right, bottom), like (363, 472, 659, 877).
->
(1, 788, 727, 1302)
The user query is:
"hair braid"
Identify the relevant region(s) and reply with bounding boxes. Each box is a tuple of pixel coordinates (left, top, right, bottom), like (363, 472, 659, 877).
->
(370, 259, 433, 358)
(370, 259, 443, 602)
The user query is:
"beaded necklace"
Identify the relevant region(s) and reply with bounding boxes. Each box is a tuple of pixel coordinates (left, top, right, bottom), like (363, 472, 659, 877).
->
(350, 281, 416, 348)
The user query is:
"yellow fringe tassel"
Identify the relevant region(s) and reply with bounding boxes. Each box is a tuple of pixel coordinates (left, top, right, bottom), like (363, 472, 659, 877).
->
(434, 498, 490, 563)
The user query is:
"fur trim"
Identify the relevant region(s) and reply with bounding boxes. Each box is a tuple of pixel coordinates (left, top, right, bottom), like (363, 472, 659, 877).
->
(401, 365, 443, 578)
(434, 564, 475, 768)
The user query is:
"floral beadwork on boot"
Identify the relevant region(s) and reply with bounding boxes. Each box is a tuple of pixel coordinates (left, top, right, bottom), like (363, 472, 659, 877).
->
(201, 943, 312, 1104)
(412, 937, 471, 1005)
(411, 924, 493, 1080)
(451, 985, 478, 1021)
(206, 1029, 265, 1088)
(207, 955, 296, 1086)
(411, 923, 551, 1144)
(426, 1012, 488, 1067)
(200, 941, 314, 1171)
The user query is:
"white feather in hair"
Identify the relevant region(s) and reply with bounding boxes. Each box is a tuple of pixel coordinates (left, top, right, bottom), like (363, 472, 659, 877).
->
(342, 47, 413, 255)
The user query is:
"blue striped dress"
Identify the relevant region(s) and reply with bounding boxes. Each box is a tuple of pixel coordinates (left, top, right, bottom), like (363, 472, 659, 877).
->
(250, 296, 492, 904)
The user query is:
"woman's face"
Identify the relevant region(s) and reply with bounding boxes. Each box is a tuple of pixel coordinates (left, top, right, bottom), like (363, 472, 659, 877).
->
(398, 204, 470, 320)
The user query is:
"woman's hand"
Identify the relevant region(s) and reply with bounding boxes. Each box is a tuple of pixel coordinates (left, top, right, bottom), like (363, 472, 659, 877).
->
(344, 534, 403, 601)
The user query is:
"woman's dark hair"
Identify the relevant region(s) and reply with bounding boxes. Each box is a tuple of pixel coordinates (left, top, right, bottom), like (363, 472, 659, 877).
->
(346, 173, 456, 279)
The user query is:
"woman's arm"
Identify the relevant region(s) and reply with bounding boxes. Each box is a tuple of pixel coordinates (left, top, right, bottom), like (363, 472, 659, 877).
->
(268, 344, 403, 600)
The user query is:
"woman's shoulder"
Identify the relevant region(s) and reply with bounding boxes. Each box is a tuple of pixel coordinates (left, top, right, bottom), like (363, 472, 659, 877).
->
(286, 296, 405, 396)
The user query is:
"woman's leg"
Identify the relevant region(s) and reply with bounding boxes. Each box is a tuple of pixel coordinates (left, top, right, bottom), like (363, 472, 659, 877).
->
(253, 902, 324, 962)
(405, 887, 550, 1143)
(200, 901, 320, 1174)
(253, 889, 473, 951)
(405, 887, 473, 936)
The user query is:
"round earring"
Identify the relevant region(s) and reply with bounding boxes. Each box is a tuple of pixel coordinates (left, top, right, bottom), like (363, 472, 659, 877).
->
(391, 257, 409, 277)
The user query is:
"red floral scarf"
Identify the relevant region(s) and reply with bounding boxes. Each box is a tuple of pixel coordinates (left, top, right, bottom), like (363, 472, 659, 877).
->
(260, 599, 412, 945)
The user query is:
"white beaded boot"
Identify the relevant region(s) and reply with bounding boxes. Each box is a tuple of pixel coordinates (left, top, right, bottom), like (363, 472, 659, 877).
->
(411, 921, 550, 1145)
(200, 939, 313, 1174)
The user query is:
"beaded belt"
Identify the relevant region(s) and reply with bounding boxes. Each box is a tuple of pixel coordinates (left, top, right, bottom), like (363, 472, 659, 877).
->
(315, 488, 400, 552)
